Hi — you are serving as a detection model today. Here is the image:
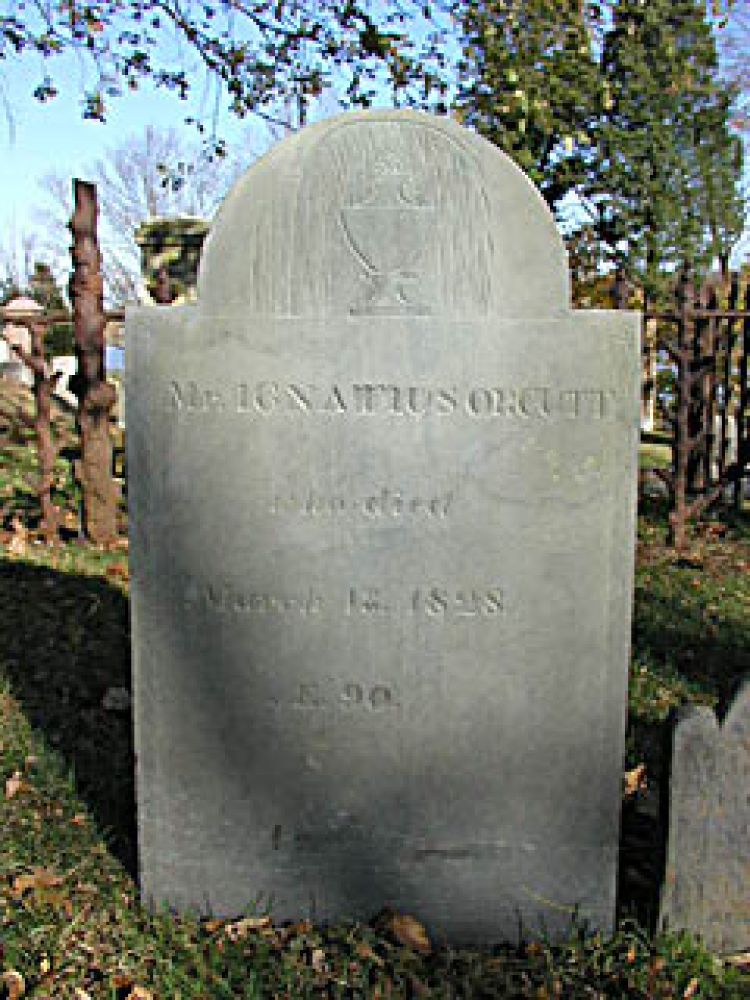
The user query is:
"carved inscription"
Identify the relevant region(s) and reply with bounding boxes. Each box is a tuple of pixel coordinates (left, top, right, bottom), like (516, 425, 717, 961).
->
(181, 577, 505, 620)
(349, 586, 504, 617)
(272, 489, 452, 518)
(294, 680, 399, 710)
(170, 379, 617, 421)
(183, 579, 324, 615)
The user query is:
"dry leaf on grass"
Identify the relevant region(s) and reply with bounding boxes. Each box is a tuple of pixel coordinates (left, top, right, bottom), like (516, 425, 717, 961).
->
(125, 989, 153, 1000)
(356, 942, 384, 966)
(683, 977, 700, 998)
(224, 915, 272, 941)
(1, 969, 26, 999)
(12, 868, 63, 897)
(310, 947, 326, 972)
(624, 764, 647, 798)
(4, 770, 30, 799)
(6, 516, 27, 557)
(106, 562, 129, 582)
(385, 912, 432, 955)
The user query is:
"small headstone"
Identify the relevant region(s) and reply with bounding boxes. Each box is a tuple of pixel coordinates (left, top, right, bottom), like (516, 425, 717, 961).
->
(660, 681, 750, 954)
(126, 110, 641, 944)
(1, 296, 39, 387)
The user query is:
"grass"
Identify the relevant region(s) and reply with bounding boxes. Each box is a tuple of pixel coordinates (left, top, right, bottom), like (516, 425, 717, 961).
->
(1, 405, 749, 997)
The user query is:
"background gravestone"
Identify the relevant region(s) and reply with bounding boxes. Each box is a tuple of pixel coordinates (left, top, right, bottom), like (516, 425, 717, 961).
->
(660, 681, 750, 954)
(126, 110, 641, 944)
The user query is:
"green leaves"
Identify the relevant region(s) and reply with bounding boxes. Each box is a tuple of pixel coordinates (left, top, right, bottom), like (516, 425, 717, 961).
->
(2, 2, 453, 129)
(457, 0, 602, 203)
(458, 0, 744, 302)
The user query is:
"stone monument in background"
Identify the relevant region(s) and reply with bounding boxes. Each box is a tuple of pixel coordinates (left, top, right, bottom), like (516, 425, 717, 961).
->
(660, 681, 749, 954)
(126, 111, 641, 944)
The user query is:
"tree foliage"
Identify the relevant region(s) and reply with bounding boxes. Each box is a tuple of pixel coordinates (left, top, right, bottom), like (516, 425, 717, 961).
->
(0, 1, 452, 129)
(587, 0, 744, 300)
(457, 1, 602, 208)
(458, 0, 745, 300)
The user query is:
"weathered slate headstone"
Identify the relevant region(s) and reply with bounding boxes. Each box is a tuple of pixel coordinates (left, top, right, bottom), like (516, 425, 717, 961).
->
(126, 110, 640, 944)
(660, 681, 750, 954)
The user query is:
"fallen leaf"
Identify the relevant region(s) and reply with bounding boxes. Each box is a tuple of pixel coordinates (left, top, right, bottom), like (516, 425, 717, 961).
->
(278, 919, 312, 944)
(310, 947, 326, 972)
(5, 770, 29, 799)
(647, 956, 667, 992)
(6, 516, 27, 557)
(12, 868, 63, 897)
(224, 915, 272, 941)
(1, 969, 25, 999)
(385, 912, 431, 955)
(74, 989, 93, 1000)
(356, 942, 384, 965)
(106, 563, 129, 582)
(125, 988, 153, 1000)
(683, 977, 699, 998)
(624, 764, 647, 798)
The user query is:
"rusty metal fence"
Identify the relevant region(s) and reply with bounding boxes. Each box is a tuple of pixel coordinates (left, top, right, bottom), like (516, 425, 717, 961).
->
(616, 269, 750, 546)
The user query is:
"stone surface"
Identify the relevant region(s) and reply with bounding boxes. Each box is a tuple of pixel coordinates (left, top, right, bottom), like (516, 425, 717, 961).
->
(126, 110, 641, 944)
(660, 681, 750, 954)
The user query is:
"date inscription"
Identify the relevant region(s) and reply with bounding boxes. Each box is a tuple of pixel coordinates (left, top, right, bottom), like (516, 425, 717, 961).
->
(348, 586, 504, 617)
(181, 577, 505, 621)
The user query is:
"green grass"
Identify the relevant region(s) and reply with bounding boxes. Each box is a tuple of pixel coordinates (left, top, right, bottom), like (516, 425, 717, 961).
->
(1, 427, 749, 996)
(639, 442, 672, 470)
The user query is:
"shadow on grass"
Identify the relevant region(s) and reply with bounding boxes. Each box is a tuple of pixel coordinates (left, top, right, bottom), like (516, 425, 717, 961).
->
(621, 501, 750, 931)
(0, 558, 135, 875)
(1, 515, 747, 932)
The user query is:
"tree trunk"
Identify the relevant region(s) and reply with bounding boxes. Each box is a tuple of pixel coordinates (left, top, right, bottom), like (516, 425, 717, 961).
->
(69, 179, 118, 544)
(30, 323, 59, 542)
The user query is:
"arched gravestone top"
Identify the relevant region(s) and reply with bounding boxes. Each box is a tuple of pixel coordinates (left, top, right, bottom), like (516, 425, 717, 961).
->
(198, 110, 569, 319)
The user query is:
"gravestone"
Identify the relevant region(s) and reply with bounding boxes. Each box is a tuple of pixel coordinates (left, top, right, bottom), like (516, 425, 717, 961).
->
(126, 110, 641, 944)
(660, 682, 750, 954)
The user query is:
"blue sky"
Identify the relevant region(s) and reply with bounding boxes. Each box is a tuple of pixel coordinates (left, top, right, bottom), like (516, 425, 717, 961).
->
(0, 50, 257, 242)
(0, 17, 747, 281)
